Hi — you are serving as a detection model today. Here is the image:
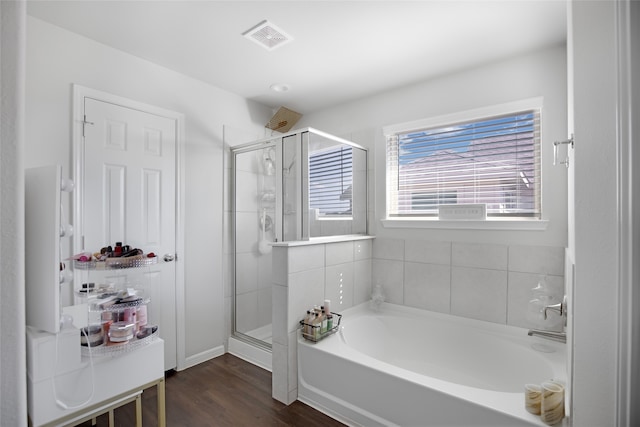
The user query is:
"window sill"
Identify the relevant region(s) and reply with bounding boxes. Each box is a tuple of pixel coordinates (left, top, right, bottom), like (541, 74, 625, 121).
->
(380, 218, 549, 231)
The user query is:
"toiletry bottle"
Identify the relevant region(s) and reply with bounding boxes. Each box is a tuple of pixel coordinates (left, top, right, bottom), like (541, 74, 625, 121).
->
(304, 310, 312, 337)
(327, 313, 333, 331)
(321, 309, 328, 334)
(527, 275, 552, 329)
(324, 299, 331, 315)
(313, 313, 321, 340)
(137, 305, 148, 330)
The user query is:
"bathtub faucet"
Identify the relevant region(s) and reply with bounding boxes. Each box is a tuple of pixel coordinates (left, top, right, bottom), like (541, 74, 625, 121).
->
(543, 295, 567, 322)
(528, 296, 568, 343)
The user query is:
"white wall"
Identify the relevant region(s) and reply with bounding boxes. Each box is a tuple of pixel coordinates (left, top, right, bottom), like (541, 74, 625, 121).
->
(301, 44, 568, 248)
(25, 17, 272, 367)
(1, 1, 28, 425)
(568, 1, 618, 425)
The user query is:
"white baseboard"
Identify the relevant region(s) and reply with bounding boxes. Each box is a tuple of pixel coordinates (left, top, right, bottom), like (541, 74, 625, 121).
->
(228, 336, 272, 372)
(182, 345, 225, 370)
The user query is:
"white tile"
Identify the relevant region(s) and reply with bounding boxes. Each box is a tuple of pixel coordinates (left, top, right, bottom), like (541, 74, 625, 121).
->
(326, 241, 355, 265)
(287, 331, 298, 393)
(234, 170, 260, 212)
(372, 259, 404, 304)
(287, 389, 298, 406)
(452, 242, 508, 270)
(235, 291, 258, 333)
(235, 150, 253, 172)
(353, 259, 372, 306)
(507, 272, 564, 329)
(508, 245, 565, 275)
(325, 263, 354, 311)
(288, 245, 325, 273)
(235, 252, 258, 294)
(404, 262, 451, 313)
(257, 252, 273, 290)
(257, 287, 272, 327)
(372, 238, 404, 261)
(287, 268, 325, 333)
(272, 247, 287, 286)
(354, 239, 372, 260)
(272, 284, 288, 345)
(451, 266, 507, 324)
(235, 212, 259, 253)
(271, 342, 288, 403)
(405, 240, 451, 265)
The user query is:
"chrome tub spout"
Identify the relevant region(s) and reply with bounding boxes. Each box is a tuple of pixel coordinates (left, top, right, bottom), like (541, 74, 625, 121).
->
(527, 329, 566, 343)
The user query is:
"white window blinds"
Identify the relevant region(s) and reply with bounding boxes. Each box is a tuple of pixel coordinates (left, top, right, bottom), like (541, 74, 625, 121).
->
(309, 146, 353, 216)
(386, 109, 541, 218)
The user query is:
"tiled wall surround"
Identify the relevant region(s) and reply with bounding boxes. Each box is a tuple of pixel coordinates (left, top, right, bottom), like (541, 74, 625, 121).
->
(271, 236, 565, 405)
(271, 238, 373, 404)
(372, 238, 566, 328)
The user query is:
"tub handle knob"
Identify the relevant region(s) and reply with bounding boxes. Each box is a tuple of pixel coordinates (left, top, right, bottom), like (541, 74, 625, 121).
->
(543, 296, 567, 321)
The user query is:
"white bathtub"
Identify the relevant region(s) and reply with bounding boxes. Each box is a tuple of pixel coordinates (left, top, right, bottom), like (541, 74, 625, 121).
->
(298, 302, 567, 427)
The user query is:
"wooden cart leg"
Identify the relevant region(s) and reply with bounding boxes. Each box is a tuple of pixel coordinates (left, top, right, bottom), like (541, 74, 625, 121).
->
(157, 378, 166, 427)
(135, 393, 142, 426)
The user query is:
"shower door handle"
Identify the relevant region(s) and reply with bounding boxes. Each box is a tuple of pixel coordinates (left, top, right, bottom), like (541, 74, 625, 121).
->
(163, 253, 175, 262)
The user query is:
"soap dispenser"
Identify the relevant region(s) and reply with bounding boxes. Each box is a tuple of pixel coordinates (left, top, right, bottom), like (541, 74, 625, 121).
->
(527, 275, 552, 329)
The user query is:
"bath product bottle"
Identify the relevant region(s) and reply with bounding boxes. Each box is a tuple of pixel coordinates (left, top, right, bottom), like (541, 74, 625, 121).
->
(532, 275, 550, 296)
(527, 275, 552, 329)
(137, 305, 148, 329)
(312, 313, 321, 340)
(326, 313, 333, 331)
(371, 285, 385, 308)
(304, 310, 313, 336)
(321, 309, 328, 334)
(324, 299, 331, 315)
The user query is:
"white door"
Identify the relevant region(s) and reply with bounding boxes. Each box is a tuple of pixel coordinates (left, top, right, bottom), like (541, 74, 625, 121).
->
(80, 96, 178, 370)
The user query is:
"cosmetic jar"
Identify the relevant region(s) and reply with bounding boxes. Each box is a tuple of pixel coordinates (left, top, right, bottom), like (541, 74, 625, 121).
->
(80, 325, 104, 347)
(108, 321, 135, 342)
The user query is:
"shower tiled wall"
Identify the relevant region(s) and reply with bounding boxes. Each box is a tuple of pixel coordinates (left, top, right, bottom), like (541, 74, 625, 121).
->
(270, 236, 564, 405)
(271, 238, 373, 404)
(372, 238, 566, 328)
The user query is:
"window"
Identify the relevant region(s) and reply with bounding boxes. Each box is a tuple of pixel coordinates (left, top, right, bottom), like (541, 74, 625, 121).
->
(309, 146, 353, 217)
(385, 105, 541, 219)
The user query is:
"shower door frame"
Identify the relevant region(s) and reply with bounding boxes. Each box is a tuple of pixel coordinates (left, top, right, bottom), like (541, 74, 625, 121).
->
(230, 127, 368, 349)
(231, 139, 280, 350)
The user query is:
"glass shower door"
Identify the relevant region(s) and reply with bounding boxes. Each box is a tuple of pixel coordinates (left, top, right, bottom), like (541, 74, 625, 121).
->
(232, 143, 276, 348)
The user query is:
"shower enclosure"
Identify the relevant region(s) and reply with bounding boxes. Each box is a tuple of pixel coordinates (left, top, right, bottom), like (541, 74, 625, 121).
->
(231, 128, 367, 349)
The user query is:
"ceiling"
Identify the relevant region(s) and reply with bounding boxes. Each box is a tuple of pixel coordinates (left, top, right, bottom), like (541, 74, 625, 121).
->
(27, 1, 567, 115)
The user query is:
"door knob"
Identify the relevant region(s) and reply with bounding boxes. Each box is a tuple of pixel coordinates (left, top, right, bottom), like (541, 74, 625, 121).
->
(163, 253, 175, 262)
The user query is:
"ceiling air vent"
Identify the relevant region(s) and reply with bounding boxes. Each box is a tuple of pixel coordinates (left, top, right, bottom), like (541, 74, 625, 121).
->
(266, 107, 302, 133)
(243, 20, 292, 51)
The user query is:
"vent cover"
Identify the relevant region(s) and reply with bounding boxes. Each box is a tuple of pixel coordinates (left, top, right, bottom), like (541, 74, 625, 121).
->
(266, 107, 302, 133)
(243, 20, 292, 51)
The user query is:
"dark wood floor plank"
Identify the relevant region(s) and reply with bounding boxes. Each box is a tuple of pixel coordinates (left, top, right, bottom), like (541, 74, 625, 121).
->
(75, 353, 345, 426)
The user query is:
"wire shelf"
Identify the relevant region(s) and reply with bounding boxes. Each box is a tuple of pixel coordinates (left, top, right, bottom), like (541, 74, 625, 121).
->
(299, 312, 341, 342)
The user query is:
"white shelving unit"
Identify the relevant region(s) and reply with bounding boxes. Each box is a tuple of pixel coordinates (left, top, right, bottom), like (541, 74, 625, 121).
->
(25, 165, 165, 427)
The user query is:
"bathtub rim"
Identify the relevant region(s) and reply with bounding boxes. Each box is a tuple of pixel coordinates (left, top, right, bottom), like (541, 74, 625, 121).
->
(298, 301, 567, 427)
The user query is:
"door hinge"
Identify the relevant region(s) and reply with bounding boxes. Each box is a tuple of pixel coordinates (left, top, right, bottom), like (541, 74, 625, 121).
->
(82, 115, 94, 137)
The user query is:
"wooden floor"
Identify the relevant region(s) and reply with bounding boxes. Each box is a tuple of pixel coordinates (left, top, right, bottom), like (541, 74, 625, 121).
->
(78, 353, 345, 426)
